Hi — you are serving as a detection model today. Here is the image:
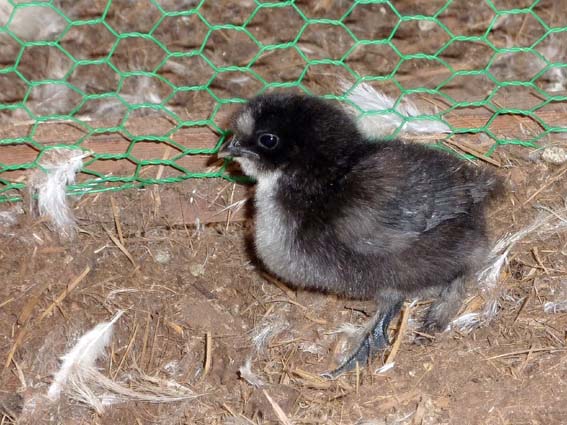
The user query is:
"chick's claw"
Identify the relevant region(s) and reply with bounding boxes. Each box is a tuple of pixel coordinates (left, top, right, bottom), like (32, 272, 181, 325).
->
(323, 302, 402, 379)
(322, 333, 377, 380)
(374, 301, 403, 346)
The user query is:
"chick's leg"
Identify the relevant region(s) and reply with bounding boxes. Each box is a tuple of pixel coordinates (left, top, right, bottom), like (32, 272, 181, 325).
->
(423, 274, 465, 332)
(323, 300, 403, 379)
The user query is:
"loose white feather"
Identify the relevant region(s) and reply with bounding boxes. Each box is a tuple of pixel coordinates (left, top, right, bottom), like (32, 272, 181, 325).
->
(238, 357, 265, 388)
(0, 205, 23, 229)
(30, 148, 88, 238)
(449, 312, 482, 333)
(0, 2, 170, 121)
(453, 209, 567, 332)
(340, 80, 450, 138)
(251, 317, 289, 353)
(544, 301, 567, 314)
(0, 1, 65, 41)
(298, 341, 325, 356)
(374, 362, 395, 374)
(331, 322, 364, 337)
(543, 275, 567, 314)
(48, 311, 124, 400)
(47, 311, 195, 413)
(68, 368, 195, 414)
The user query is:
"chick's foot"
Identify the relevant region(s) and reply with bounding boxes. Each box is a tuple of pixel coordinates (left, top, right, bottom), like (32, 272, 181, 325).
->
(322, 301, 402, 379)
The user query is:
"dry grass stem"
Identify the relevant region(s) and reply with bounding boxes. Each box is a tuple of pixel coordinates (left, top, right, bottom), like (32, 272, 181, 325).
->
(262, 390, 293, 425)
(38, 265, 91, 321)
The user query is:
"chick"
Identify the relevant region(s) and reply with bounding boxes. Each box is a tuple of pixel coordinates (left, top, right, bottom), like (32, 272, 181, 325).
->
(220, 93, 501, 378)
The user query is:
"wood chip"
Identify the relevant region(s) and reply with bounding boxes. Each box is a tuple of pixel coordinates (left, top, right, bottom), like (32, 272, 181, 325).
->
(384, 302, 412, 366)
(4, 326, 27, 369)
(166, 320, 184, 336)
(412, 396, 428, 425)
(201, 331, 212, 380)
(291, 368, 331, 390)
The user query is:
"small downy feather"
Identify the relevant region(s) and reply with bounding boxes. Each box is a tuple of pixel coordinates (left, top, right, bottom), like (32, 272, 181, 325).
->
(340, 80, 450, 138)
(30, 148, 89, 238)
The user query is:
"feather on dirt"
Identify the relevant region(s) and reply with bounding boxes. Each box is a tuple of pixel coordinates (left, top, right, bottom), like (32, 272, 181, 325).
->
(47, 311, 196, 414)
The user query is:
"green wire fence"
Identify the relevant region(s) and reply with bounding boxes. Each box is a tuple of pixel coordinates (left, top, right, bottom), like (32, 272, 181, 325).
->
(0, 0, 566, 203)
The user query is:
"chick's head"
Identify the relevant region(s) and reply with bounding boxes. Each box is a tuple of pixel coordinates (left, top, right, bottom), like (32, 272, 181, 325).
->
(221, 93, 361, 179)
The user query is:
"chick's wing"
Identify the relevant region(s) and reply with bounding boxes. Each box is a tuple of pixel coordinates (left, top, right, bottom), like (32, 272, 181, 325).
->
(333, 144, 495, 255)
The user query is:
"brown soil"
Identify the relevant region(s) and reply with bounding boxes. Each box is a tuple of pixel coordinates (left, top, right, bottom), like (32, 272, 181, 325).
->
(1, 145, 566, 425)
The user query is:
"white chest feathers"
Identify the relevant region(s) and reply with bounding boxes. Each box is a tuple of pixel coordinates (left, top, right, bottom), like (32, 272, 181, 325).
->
(253, 172, 305, 284)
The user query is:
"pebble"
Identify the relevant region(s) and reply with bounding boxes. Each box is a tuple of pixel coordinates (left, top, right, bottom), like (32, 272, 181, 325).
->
(154, 249, 171, 264)
(418, 20, 437, 31)
(541, 146, 567, 165)
(190, 263, 206, 277)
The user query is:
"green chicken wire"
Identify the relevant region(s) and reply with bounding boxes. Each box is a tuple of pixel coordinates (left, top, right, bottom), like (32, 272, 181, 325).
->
(0, 0, 566, 203)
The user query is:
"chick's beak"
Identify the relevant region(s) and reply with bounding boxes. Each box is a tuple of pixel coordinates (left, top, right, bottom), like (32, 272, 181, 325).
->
(217, 136, 242, 159)
(218, 136, 259, 159)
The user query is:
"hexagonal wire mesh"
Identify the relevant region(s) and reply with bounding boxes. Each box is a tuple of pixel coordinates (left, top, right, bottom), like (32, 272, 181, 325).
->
(0, 0, 566, 203)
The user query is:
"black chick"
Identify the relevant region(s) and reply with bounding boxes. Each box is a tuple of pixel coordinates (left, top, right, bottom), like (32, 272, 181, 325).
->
(220, 93, 501, 378)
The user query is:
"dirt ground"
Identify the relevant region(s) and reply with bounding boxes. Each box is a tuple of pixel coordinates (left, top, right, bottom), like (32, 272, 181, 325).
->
(1, 0, 567, 424)
(0, 143, 566, 425)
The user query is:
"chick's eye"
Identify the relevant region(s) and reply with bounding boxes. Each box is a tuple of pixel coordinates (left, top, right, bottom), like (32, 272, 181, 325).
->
(258, 133, 279, 149)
